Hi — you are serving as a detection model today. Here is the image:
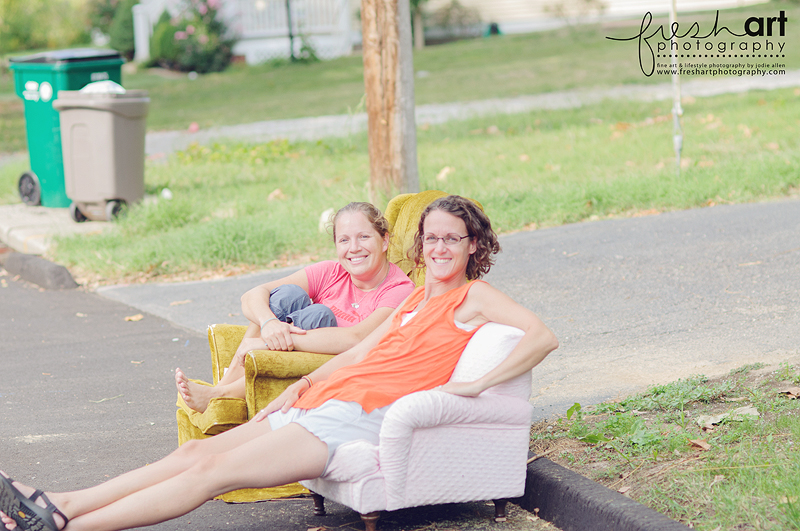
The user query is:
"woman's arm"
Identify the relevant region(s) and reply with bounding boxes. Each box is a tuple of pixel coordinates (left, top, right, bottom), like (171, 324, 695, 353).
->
(443, 281, 558, 397)
(253, 302, 404, 419)
(289, 307, 394, 354)
(240, 268, 310, 350)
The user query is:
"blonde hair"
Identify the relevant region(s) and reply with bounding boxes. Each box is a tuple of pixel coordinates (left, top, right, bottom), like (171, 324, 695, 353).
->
(331, 202, 390, 242)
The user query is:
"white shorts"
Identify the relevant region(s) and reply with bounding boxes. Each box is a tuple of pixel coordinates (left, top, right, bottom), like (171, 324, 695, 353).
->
(268, 399, 390, 472)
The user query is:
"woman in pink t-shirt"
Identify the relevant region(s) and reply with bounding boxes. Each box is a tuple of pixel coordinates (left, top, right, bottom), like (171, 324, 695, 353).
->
(176, 202, 415, 413)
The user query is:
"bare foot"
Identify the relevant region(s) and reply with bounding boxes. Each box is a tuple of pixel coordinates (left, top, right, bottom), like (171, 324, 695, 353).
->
(175, 368, 219, 413)
(0, 472, 67, 531)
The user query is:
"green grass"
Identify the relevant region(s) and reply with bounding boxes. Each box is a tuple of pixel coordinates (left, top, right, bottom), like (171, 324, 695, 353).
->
(1, 2, 798, 149)
(0, 157, 27, 204)
(534, 362, 800, 529)
(41, 86, 800, 283)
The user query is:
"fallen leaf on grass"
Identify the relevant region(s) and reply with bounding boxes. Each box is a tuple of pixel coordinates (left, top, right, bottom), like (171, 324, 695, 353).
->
(779, 386, 800, 399)
(125, 314, 144, 322)
(169, 300, 192, 306)
(696, 413, 726, 430)
(729, 406, 759, 419)
(689, 439, 712, 451)
(696, 406, 759, 429)
(781, 496, 798, 504)
(436, 166, 454, 181)
(617, 486, 631, 496)
(268, 188, 286, 201)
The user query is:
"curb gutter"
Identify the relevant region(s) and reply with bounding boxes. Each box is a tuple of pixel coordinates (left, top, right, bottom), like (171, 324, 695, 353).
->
(1, 252, 78, 290)
(516, 456, 690, 531)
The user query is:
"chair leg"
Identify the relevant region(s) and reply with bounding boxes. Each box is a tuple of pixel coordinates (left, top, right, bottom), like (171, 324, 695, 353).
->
(493, 499, 508, 522)
(360, 511, 381, 531)
(311, 492, 326, 516)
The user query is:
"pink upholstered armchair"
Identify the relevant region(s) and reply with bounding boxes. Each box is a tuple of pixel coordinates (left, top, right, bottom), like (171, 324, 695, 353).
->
(300, 322, 534, 531)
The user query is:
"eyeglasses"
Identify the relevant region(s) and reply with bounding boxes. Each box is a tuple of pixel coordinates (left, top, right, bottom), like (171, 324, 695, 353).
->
(422, 233, 471, 246)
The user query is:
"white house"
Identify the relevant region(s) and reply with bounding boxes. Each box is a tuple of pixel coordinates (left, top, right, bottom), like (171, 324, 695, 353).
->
(132, 0, 768, 65)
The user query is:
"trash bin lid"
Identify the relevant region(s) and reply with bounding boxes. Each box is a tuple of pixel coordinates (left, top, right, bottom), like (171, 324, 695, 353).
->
(9, 48, 122, 64)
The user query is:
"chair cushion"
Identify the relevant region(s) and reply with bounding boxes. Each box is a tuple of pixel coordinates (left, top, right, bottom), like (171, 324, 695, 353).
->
(176, 382, 248, 435)
(450, 322, 531, 400)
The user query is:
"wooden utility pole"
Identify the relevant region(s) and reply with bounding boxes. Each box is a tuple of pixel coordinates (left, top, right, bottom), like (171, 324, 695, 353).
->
(361, 0, 419, 197)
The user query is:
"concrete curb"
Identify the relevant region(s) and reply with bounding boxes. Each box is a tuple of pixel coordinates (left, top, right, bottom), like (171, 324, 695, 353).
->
(1, 252, 78, 290)
(516, 456, 689, 531)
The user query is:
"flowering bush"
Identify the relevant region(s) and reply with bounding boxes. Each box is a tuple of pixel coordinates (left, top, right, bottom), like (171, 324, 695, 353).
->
(150, 0, 234, 73)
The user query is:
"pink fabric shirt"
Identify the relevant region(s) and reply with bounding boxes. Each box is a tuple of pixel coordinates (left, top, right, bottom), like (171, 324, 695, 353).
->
(305, 261, 415, 328)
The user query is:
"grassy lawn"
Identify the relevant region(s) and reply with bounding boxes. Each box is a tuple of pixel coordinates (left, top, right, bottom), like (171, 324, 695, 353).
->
(0, 2, 797, 150)
(37, 85, 800, 285)
(532, 361, 800, 529)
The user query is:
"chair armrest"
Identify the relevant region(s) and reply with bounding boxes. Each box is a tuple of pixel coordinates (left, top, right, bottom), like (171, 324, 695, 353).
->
(379, 390, 532, 509)
(243, 349, 335, 418)
(381, 389, 532, 437)
(207, 324, 248, 384)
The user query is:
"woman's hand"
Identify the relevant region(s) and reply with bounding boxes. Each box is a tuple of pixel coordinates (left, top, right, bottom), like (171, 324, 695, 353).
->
(438, 380, 485, 398)
(260, 319, 306, 351)
(252, 379, 310, 421)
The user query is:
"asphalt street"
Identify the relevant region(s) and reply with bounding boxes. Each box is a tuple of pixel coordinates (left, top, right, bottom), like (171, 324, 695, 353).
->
(97, 197, 800, 419)
(1, 270, 543, 531)
(1, 197, 798, 531)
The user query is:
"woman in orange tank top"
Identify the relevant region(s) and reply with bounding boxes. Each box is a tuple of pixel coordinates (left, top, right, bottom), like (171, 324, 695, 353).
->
(0, 196, 558, 531)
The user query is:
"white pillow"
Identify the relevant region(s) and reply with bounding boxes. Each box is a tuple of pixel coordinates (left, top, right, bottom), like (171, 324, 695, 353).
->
(450, 322, 524, 383)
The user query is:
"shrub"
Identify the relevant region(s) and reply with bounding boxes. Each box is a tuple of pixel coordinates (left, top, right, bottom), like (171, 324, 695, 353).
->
(149, 11, 179, 66)
(0, 0, 90, 52)
(150, 0, 234, 73)
(88, 0, 120, 36)
(108, 0, 137, 59)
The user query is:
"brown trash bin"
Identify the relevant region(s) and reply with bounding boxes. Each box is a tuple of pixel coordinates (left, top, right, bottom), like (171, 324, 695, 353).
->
(53, 90, 149, 222)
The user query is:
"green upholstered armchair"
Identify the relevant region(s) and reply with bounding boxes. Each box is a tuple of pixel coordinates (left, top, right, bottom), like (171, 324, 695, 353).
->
(175, 190, 457, 502)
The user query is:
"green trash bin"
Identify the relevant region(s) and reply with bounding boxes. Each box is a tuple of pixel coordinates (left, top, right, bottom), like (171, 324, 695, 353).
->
(9, 48, 124, 208)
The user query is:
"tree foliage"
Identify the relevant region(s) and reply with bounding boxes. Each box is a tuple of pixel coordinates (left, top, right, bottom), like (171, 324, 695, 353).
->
(108, 0, 137, 59)
(0, 0, 90, 52)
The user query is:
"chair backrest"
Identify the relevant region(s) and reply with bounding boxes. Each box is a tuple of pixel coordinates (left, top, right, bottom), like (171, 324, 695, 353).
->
(384, 190, 484, 287)
(449, 322, 532, 401)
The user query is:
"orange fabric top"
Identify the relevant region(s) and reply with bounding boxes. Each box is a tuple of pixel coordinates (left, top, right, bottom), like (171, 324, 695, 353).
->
(294, 280, 486, 413)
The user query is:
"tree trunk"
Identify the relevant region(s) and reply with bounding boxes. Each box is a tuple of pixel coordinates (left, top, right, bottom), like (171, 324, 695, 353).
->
(361, 0, 419, 198)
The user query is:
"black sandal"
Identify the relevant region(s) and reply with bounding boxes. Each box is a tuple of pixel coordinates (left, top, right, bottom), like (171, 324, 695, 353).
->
(0, 475, 68, 531)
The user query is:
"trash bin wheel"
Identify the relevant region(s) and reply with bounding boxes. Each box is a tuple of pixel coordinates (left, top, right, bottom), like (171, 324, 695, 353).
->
(106, 200, 126, 221)
(70, 202, 88, 223)
(19, 172, 41, 206)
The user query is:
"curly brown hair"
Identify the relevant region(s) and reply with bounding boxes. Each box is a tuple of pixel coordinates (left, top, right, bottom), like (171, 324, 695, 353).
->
(411, 195, 500, 280)
(331, 202, 390, 242)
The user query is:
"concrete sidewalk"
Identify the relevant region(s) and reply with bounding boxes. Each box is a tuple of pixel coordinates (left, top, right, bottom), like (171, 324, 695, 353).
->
(2, 70, 799, 257)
